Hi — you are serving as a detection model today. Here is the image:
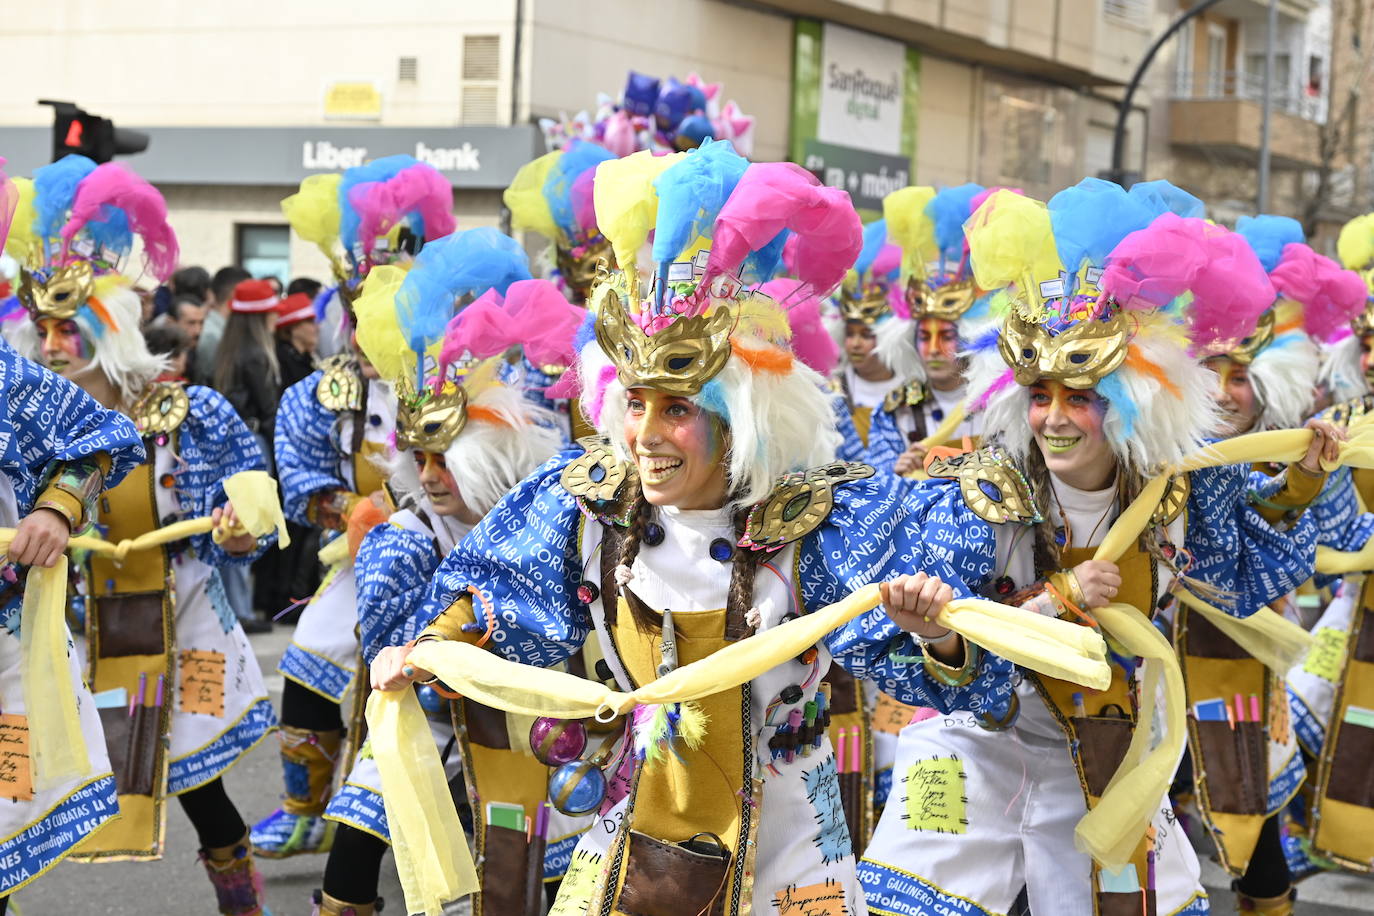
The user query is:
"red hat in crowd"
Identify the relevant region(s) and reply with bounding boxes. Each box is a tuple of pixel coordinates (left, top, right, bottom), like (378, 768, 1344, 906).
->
(230, 279, 280, 313)
(276, 293, 315, 327)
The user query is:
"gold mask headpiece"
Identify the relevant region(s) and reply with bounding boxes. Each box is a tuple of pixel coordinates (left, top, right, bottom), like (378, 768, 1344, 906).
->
(1224, 307, 1276, 365)
(837, 277, 893, 325)
(907, 274, 978, 323)
(997, 266, 1130, 387)
(394, 377, 469, 453)
(556, 235, 615, 303)
(18, 262, 95, 320)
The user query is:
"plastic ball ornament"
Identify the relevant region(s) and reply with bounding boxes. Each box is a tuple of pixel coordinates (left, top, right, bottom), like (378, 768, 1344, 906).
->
(529, 717, 588, 766)
(548, 759, 606, 816)
(416, 684, 446, 716)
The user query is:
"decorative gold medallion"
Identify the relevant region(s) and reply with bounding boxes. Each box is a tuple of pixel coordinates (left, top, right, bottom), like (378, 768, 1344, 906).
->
(908, 277, 978, 323)
(997, 311, 1130, 388)
(926, 446, 1040, 526)
(561, 437, 637, 525)
(395, 378, 468, 453)
(1226, 308, 1277, 365)
(1320, 393, 1374, 427)
(130, 381, 190, 437)
(316, 355, 364, 412)
(740, 462, 875, 552)
(882, 379, 928, 415)
(591, 284, 736, 397)
(18, 262, 95, 320)
(1151, 474, 1191, 526)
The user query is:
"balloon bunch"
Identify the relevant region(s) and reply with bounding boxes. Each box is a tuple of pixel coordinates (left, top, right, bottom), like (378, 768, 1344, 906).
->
(539, 71, 756, 158)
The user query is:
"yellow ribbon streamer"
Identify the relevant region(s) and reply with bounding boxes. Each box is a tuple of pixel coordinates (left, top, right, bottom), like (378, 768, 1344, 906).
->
(20, 557, 89, 791)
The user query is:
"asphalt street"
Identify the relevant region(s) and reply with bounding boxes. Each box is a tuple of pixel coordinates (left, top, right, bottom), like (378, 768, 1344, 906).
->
(11, 627, 1372, 914)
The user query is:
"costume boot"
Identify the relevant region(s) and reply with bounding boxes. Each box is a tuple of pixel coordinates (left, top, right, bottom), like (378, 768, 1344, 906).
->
(1236, 888, 1295, 915)
(251, 726, 341, 858)
(201, 833, 271, 916)
(311, 889, 384, 915)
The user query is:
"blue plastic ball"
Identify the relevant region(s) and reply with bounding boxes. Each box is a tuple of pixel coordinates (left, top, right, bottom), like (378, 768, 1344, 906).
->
(416, 685, 445, 715)
(548, 760, 606, 816)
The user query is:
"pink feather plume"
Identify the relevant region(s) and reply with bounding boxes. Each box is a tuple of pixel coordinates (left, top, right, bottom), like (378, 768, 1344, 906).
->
(350, 163, 456, 250)
(60, 162, 179, 282)
(1268, 242, 1369, 343)
(759, 278, 838, 375)
(438, 278, 583, 375)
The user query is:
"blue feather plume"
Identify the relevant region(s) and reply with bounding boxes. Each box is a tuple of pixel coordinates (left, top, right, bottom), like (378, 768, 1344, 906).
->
(33, 155, 97, 249)
(1235, 214, 1304, 274)
(928, 183, 983, 262)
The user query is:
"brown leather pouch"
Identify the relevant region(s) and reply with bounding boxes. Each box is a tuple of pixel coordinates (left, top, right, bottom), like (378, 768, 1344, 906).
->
(1327, 721, 1374, 807)
(1184, 612, 1248, 659)
(1195, 720, 1266, 814)
(1073, 716, 1133, 797)
(616, 831, 730, 916)
(98, 704, 161, 796)
(94, 593, 166, 658)
(1354, 611, 1374, 664)
(462, 699, 511, 750)
(825, 664, 859, 715)
(1098, 890, 1156, 916)
(479, 823, 534, 913)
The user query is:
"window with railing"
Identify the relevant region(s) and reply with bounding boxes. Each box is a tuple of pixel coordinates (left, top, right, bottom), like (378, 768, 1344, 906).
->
(1171, 68, 1327, 122)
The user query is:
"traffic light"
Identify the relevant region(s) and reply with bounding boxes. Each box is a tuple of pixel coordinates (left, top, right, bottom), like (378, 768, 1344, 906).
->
(39, 100, 148, 164)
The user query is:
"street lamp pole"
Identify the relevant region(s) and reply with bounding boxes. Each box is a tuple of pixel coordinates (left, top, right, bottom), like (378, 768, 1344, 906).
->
(1106, 0, 1227, 187)
(1257, 0, 1278, 211)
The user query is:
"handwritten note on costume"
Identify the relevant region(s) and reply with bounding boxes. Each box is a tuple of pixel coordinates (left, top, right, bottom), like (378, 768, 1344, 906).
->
(0, 715, 34, 801)
(772, 878, 849, 915)
(903, 754, 968, 833)
(872, 692, 918, 735)
(1303, 627, 1348, 682)
(179, 649, 226, 717)
(549, 849, 602, 916)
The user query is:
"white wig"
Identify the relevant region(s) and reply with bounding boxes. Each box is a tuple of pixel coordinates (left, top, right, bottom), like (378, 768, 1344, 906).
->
(968, 312, 1220, 472)
(384, 380, 564, 517)
(1247, 325, 1319, 430)
(576, 337, 842, 512)
(9, 284, 167, 399)
(872, 314, 925, 384)
(1317, 333, 1367, 404)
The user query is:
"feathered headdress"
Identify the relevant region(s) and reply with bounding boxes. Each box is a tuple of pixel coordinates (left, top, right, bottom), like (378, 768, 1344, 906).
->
(965, 180, 1259, 469)
(576, 141, 861, 508)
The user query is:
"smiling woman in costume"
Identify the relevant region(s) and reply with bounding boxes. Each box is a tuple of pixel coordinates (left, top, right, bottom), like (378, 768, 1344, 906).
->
(858, 181, 1332, 916)
(369, 141, 1008, 915)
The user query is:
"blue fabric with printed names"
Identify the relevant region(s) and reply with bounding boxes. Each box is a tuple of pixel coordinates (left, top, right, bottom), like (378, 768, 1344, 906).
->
(275, 370, 348, 525)
(832, 397, 866, 464)
(866, 406, 905, 474)
(356, 517, 446, 664)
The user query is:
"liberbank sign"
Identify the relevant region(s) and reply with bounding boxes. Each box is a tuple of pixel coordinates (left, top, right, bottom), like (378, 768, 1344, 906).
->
(0, 124, 541, 189)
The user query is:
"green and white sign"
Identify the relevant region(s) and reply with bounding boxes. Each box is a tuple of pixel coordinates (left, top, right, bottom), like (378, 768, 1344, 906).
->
(791, 19, 920, 212)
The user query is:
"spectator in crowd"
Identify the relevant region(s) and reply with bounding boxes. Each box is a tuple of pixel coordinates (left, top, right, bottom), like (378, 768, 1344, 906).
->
(169, 293, 210, 346)
(286, 276, 322, 300)
(274, 293, 318, 391)
(214, 279, 281, 448)
(195, 265, 251, 385)
(143, 323, 191, 380)
(153, 264, 211, 321)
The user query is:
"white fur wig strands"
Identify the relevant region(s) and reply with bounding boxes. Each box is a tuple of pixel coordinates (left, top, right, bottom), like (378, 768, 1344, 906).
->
(381, 382, 563, 515)
(1247, 326, 1319, 430)
(1317, 333, 1366, 404)
(9, 285, 168, 399)
(873, 314, 925, 384)
(967, 314, 1221, 472)
(576, 338, 842, 511)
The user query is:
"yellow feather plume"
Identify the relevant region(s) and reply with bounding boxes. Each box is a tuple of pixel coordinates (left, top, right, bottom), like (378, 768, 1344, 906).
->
(352, 264, 412, 384)
(593, 150, 685, 286)
(281, 173, 342, 261)
(883, 186, 938, 281)
(4, 178, 38, 267)
(1337, 212, 1374, 271)
(733, 292, 793, 346)
(964, 190, 1062, 295)
(503, 151, 561, 242)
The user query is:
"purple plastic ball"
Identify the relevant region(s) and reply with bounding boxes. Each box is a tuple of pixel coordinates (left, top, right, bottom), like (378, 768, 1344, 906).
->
(529, 716, 588, 766)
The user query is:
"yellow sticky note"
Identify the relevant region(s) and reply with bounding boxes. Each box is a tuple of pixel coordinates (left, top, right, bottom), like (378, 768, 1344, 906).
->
(903, 755, 967, 833)
(772, 879, 849, 915)
(1303, 627, 1348, 682)
(549, 848, 602, 916)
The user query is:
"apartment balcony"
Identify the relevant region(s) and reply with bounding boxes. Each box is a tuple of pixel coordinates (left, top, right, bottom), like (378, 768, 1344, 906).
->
(1170, 70, 1324, 169)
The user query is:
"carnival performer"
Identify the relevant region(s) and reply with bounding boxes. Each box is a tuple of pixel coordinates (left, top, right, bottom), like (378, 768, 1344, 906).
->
(0, 160, 145, 915)
(867, 184, 987, 477)
(833, 219, 924, 447)
(859, 181, 1335, 916)
(367, 143, 1024, 915)
(253, 155, 455, 859)
(310, 233, 572, 916)
(9, 155, 279, 916)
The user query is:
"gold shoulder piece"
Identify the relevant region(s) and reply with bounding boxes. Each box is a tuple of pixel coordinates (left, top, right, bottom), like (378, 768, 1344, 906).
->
(561, 436, 637, 525)
(740, 462, 876, 552)
(316, 355, 364, 413)
(1319, 393, 1374, 428)
(926, 446, 1040, 526)
(882, 380, 927, 414)
(1151, 473, 1190, 526)
(129, 381, 190, 438)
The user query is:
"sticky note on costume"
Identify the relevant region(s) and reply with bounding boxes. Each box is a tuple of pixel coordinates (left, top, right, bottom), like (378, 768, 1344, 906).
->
(1098, 864, 1141, 893)
(0, 714, 34, 801)
(179, 649, 226, 717)
(772, 878, 850, 915)
(1303, 627, 1348, 682)
(549, 849, 602, 916)
(903, 754, 967, 834)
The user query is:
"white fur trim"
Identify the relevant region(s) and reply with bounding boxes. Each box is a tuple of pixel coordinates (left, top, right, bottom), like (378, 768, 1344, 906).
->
(1317, 334, 1366, 403)
(1249, 329, 1319, 429)
(873, 315, 925, 384)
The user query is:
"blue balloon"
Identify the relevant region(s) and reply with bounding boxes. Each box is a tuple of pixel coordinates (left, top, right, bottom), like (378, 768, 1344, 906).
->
(623, 71, 660, 117)
(548, 760, 606, 815)
(675, 114, 715, 150)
